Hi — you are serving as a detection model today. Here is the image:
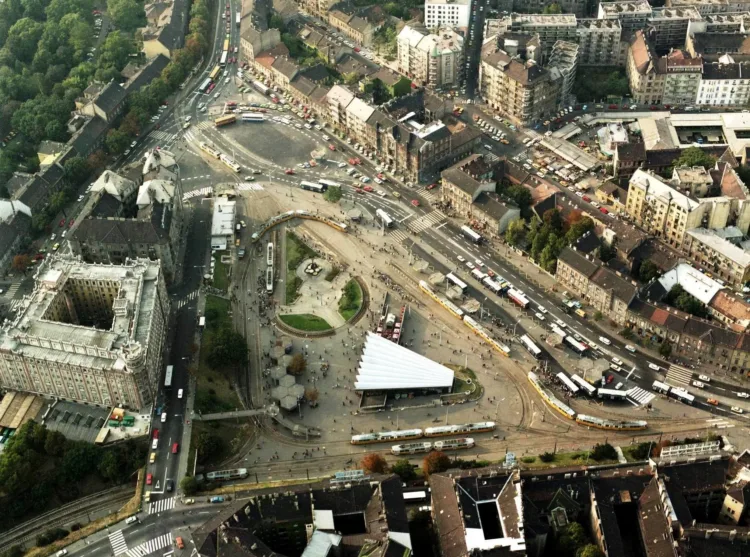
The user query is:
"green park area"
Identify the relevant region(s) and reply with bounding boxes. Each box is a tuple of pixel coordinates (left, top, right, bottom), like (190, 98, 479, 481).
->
(285, 232, 318, 303)
(279, 313, 332, 331)
(338, 279, 362, 320)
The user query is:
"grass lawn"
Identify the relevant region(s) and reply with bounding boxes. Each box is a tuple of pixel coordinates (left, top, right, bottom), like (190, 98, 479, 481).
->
(285, 275, 302, 304)
(338, 279, 362, 320)
(280, 313, 332, 331)
(212, 253, 230, 291)
(519, 450, 618, 469)
(189, 420, 254, 470)
(195, 295, 242, 414)
(286, 232, 318, 272)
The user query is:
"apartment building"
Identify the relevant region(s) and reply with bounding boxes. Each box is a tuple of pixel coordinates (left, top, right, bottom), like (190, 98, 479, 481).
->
(683, 227, 750, 286)
(479, 45, 561, 125)
(666, 0, 729, 16)
(598, 0, 653, 35)
(576, 19, 622, 66)
(513, 0, 586, 17)
(647, 8, 702, 51)
(424, 0, 472, 30)
(397, 24, 464, 88)
(0, 257, 169, 409)
(328, 8, 378, 46)
(696, 56, 750, 107)
(686, 32, 750, 63)
(503, 14, 578, 57)
(139, 0, 187, 59)
(548, 41, 579, 104)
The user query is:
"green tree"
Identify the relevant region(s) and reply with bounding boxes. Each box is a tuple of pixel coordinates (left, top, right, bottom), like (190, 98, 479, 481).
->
(391, 459, 416, 482)
(323, 185, 342, 202)
(106, 128, 129, 154)
(506, 184, 532, 215)
(566, 217, 594, 244)
(639, 260, 660, 283)
(97, 30, 136, 72)
(539, 452, 555, 462)
(590, 443, 617, 461)
(659, 340, 673, 358)
(577, 545, 605, 557)
(46, 0, 94, 22)
(63, 156, 90, 185)
(543, 2, 562, 13)
(180, 476, 199, 495)
(505, 218, 525, 246)
(107, 0, 146, 31)
(593, 311, 603, 321)
(2, 545, 25, 557)
(674, 146, 716, 170)
(195, 431, 224, 464)
(206, 327, 247, 368)
(97, 450, 119, 482)
(268, 13, 284, 30)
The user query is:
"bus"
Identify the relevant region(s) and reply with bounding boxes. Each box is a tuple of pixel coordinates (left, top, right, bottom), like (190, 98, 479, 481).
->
(199, 77, 212, 93)
(215, 114, 237, 127)
(652, 380, 671, 395)
(223, 39, 230, 52)
(209, 65, 222, 81)
(507, 288, 529, 309)
(670, 388, 695, 405)
(564, 336, 588, 355)
(376, 209, 394, 228)
(597, 388, 627, 401)
(550, 323, 567, 340)
(164, 365, 174, 389)
(403, 491, 428, 502)
(571, 374, 596, 396)
(446, 273, 468, 293)
(557, 372, 579, 395)
(236, 12, 241, 26)
(318, 179, 341, 188)
(483, 276, 503, 294)
(220, 51, 228, 66)
(520, 335, 542, 359)
(241, 113, 265, 122)
(471, 269, 487, 282)
(219, 153, 241, 172)
(252, 80, 271, 95)
(300, 181, 325, 193)
(461, 225, 483, 244)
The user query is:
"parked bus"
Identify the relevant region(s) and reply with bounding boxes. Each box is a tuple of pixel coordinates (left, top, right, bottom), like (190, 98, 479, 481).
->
(241, 112, 265, 122)
(403, 491, 428, 502)
(299, 181, 325, 193)
(571, 374, 596, 396)
(557, 372, 579, 395)
(219, 153, 241, 172)
(507, 288, 529, 309)
(564, 336, 588, 355)
(597, 388, 627, 401)
(236, 12, 241, 26)
(164, 365, 174, 389)
(219, 51, 228, 66)
(209, 65, 222, 81)
(446, 273, 468, 293)
(652, 380, 671, 395)
(461, 225, 483, 244)
(214, 114, 237, 127)
(550, 323, 567, 340)
(318, 179, 341, 188)
(376, 209, 394, 228)
(519, 335, 542, 359)
(199, 77, 212, 93)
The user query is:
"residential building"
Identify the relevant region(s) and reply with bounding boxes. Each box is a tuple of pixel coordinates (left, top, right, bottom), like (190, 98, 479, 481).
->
(0, 257, 169, 409)
(696, 56, 750, 107)
(397, 24, 464, 88)
(328, 6, 379, 46)
(424, 0, 472, 30)
(719, 484, 750, 524)
(672, 166, 714, 196)
(0, 202, 31, 273)
(480, 43, 561, 125)
(122, 55, 171, 94)
(661, 49, 703, 105)
(575, 19, 622, 66)
(501, 14, 578, 57)
(598, 0, 653, 35)
(79, 82, 127, 123)
(683, 227, 750, 286)
(240, 27, 282, 61)
(666, 0, 730, 16)
(626, 30, 666, 104)
(139, 0, 187, 58)
(37, 141, 67, 169)
(548, 41, 579, 104)
(686, 32, 750, 62)
(647, 7, 702, 51)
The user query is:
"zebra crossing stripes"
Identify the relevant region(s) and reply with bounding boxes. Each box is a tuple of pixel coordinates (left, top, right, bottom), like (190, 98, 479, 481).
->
(109, 530, 129, 556)
(176, 290, 199, 309)
(183, 186, 213, 201)
(626, 386, 655, 407)
(2, 283, 20, 298)
(148, 130, 175, 142)
(665, 364, 693, 386)
(407, 210, 446, 234)
(148, 496, 176, 514)
(389, 229, 409, 243)
(421, 189, 439, 204)
(126, 533, 172, 557)
(237, 181, 264, 191)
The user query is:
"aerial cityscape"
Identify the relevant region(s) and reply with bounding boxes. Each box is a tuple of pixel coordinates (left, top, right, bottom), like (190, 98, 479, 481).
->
(6, 0, 750, 556)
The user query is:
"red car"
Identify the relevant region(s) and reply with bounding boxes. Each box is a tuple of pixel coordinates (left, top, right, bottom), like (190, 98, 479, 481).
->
(649, 105, 659, 111)
(68, 219, 75, 227)
(363, 185, 373, 192)
(376, 173, 385, 180)
(426, 183, 437, 190)
(33, 253, 44, 261)
(285, 169, 294, 175)
(606, 374, 614, 384)
(487, 269, 495, 277)
(663, 104, 671, 109)
(608, 104, 618, 109)
(582, 195, 591, 202)
(411, 199, 420, 207)
(153, 429, 159, 439)
(59, 218, 65, 227)
(146, 473, 153, 485)
(599, 206, 609, 214)
(328, 144, 336, 151)
(172, 443, 179, 454)
(355, 187, 364, 194)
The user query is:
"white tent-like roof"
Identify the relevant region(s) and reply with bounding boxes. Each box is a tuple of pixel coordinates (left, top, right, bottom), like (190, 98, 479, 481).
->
(355, 332, 454, 391)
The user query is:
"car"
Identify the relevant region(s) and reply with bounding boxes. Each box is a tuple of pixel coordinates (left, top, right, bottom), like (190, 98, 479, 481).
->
(253, 169, 261, 174)
(625, 344, 636, 353)
(172, 443, 179, 454)
(146, 473, 153, 485)
(535, 312, 546, 321)
(166, 479, 174, 492)
(125, 516, 138, 525)
(130, 141, 137, 148)
(411, 199, 420, 207)
(376, 190, 386, 197)
(707, 398, 719, 405)
(178, 388, 184, 398)
(608, 104, 618, 109)
(606, 374, 615, 384)
(465, 261, 475, 270)
(69, 219, 75, 227)
(338, 162, 347, 168)
(457, 255, 466, 263)
(124, 149, 131, 156)
(184, 498, 195, 505)
(698, 375, 711, 382)
(52, 243, 60, 251)
(599, 207, 609, 214)
(649, 105, 658, 111)
(161, 412, 167, 423)
(59, 218, 66, 227)
(51, 233, 57, 241)
(153, 429, 159, 439)
(691, 380, 706, 388)
(611, 357, 623, 366)
(575, 191, 583, 197)
(56, 551, 68, 557)
(392, 191, 401, 199)
(426, 183, 437, 190)
(285, 169, 294, 175)
(590, 342, 600, 351)
(175, 537, 185, 549)
(648, 363, 661, 371)
(615, 382, 624, 390)
(598, 336, 611, 346)
(582, 195, 591, 202)
(610, 364, 622, 372)
(737, 392, 750, 398)
(363, 185, 373, 192)
(183, 122, 191, 130)
(537, 305, 548, 314)
(731, 406, 744, 414)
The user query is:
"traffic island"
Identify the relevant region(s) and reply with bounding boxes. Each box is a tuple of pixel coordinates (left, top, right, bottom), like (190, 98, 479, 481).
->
(442, 365, 483, 403)
(278, 313, 333, 332)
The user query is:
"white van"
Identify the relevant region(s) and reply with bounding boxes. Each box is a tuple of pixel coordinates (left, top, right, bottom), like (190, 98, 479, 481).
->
(161, 412, 167, 423)
(598, 336, 611, 346)
(178, 388, 184, 399)
(152, 438, 158, 450)
(125, 516, 138, 525)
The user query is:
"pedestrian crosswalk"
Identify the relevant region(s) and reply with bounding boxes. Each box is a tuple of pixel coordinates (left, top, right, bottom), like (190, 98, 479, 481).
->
(176, 290, 199, 309)
(421, 189, 439, 204)
(184, 130, 197, 143)
(183, 186, 213, 201)
(109, 529, 128, 556)
(665, 364, 693, 386)
(237, 181, 264, 191)
(389, 229, 409, 243)
(407, 210, 446, 233)
(2, 283, 20, 298)
(126, 533, 172, 557)
(148, 130, 175, 142)
(627, 386, 655, 407)
(148, 496, 176, 514)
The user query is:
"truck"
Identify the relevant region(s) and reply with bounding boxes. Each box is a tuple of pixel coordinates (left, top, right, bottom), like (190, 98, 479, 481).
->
(252, 80, 270, 95)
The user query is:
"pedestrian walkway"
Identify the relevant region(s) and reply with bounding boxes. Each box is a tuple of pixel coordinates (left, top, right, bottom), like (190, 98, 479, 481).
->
(126, 533, 172, 557)
(706, 417, 734, 429)
(237, 181, 264, 191)
(421, 189, 439, 204)
(665, 364, 693, 386)
(2, 283, 20, 299)
(390, 229, 409, 243)
(148, 130, 176, 142)
(626, 386, 655, 407)
(176, 290, 199, 309)
(108, 530, 128, 556)
(407, 210, 446, 234)
(148, 496, 176, 514)
(183, 186, 213, 201)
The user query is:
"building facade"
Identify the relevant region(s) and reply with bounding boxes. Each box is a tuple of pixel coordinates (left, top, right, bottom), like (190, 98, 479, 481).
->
(397, 25, 464, 88)
(575, 19, 622, 66)
(424, 0, 472, 30)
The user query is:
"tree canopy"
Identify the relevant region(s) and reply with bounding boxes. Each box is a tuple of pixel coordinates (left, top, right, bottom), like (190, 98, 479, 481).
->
(673, 146, 716, 170)
(665, 284, 709, 318)
(361, 453, 388, 474)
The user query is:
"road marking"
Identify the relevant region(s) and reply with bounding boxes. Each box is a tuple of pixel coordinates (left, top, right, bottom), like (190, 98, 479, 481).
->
(109, 530, 128, 556)
(126, 533, 172, 557)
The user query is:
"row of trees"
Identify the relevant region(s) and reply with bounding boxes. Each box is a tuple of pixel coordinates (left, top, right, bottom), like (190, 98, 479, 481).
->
(0, 421, 146, 530)
(506, 208, 594, 273)
(361, 451, 453, 479)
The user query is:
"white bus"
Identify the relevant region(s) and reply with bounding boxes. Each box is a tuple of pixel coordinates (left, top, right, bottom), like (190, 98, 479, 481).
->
(597, 388, 627, 400)
(403, 491, 428, 502)
(471, 269, 487, 281)
(241, 112, 265, 122)
(219, 51, 228, 66)
(446, 273, 468, 293)
(557, 372, 579, 395)
(670, 388, 695, 405)
(299, 181, 325, 193)
(318, 179, 341, 188)
(199, 77, 212, 93)
(550, 323, 567, 340)
(461, 225, 483, 244)
(376, 209, 394, 228)
(519, 335, 542, 359)
(482, 276, 503, 294)
(652, 380, 671, 395)
(507, 288, 529, 309)
(164, 365, 174, 389)
(571, 374, 596, 396)
(564, 336, 588, 355)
